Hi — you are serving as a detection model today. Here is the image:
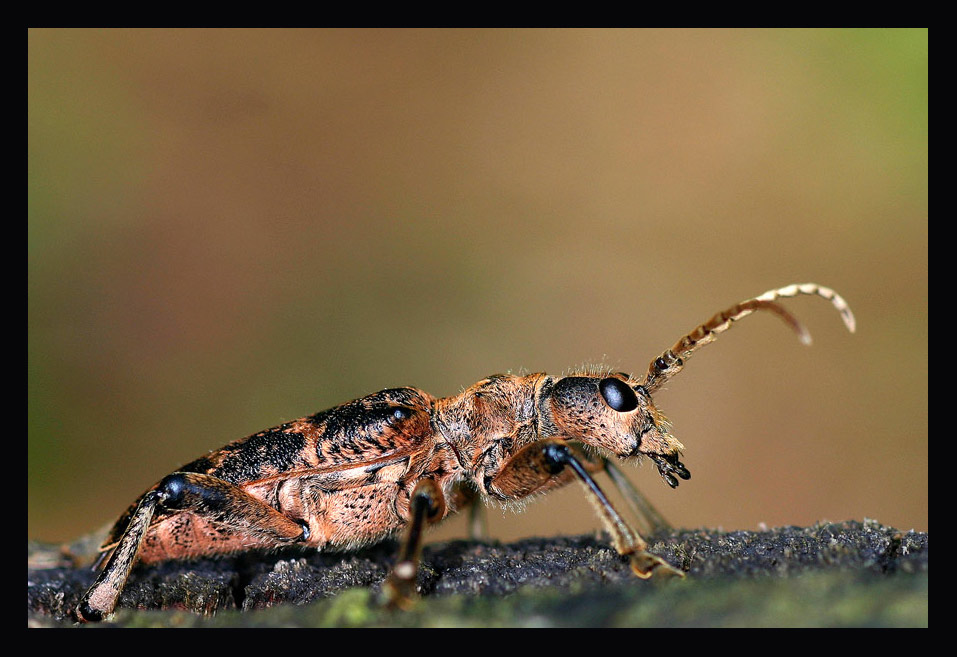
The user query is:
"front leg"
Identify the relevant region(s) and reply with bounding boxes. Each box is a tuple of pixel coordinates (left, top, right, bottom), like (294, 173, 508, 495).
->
(489, 441, 684, 579)
(76, 472, 308, 622)
(599, 455, 672, 535)
(564, 441, 673, 536)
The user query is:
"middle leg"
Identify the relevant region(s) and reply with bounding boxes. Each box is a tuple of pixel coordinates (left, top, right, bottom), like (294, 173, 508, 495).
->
(382, 478, 446, 609)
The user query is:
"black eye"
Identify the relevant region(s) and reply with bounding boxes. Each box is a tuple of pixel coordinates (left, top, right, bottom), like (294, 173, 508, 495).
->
(599, 378, 639, 412)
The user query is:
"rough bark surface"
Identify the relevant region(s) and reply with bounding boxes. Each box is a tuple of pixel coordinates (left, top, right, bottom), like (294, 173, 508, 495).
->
(27, 519, 927, 627)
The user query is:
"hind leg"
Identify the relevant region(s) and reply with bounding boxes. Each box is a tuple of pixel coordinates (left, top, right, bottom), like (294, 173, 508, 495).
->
(76, 472, 307, 622)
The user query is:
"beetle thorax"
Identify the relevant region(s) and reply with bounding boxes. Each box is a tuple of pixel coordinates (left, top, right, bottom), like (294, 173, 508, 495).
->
(432, 373, 548, 472)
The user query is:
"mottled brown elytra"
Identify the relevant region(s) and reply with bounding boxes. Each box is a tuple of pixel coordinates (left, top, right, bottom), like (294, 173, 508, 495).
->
(76, 283, 855, 622)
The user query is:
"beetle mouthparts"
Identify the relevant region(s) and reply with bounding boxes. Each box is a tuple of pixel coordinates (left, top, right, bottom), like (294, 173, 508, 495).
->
(652, 453, 691, 489)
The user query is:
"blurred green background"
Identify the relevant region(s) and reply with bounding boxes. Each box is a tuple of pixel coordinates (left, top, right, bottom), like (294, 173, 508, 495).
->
(29, 29, 927, 546)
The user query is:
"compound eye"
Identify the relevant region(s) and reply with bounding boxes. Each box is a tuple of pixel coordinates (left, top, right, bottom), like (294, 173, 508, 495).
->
(598, 377, 639, 413)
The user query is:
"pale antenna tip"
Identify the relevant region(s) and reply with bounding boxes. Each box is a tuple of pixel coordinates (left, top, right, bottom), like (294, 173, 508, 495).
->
(844, 312, 857, 334)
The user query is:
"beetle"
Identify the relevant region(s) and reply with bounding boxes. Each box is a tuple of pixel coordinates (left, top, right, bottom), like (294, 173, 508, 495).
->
(75, 283, 855, 622)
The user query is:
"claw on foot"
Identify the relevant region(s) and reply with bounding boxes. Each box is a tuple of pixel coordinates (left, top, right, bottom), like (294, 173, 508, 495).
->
(382, 561, 418, 610)
(629, 551, 685, 579)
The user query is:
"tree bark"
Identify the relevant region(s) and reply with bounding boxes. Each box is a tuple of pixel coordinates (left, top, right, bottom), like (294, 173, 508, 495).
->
(28, 519, 927, 627)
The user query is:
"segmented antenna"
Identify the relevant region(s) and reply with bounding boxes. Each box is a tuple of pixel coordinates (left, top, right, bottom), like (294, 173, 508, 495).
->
(640, 283, 855, 393)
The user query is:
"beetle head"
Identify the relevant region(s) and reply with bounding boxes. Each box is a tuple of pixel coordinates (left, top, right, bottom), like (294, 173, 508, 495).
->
(544, 374, 690, 488)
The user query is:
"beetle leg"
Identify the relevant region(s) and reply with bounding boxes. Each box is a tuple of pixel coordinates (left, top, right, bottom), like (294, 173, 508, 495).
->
(466, 495, 487, 542)
(382, 478, 445, 610)
(76, 472, 308, 622)
(601, 457, 672, 535)
(449, 480, 487, 541)
(540, 442, 684, 580)
(76, 489, 162, 622)
(150, 472, 310, 542)
(564, 443, 672, 536)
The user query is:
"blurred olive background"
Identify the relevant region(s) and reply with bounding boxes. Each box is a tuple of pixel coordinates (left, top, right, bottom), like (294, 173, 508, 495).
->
(29, 29, 927, 547)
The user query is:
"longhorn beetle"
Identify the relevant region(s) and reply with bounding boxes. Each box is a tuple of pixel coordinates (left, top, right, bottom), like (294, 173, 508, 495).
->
(75, 283, 855, 622)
